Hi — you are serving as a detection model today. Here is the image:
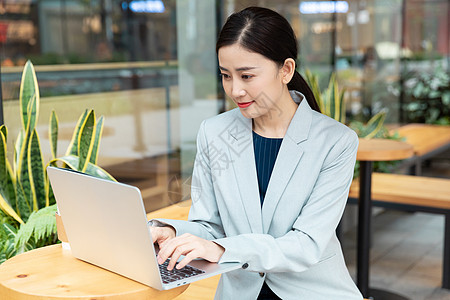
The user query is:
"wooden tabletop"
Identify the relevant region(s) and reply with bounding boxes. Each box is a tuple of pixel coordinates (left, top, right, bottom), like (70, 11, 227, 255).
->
(357, 138, 414, 161)
(393, 124, 450, 156)
(0, 244, 188, 300)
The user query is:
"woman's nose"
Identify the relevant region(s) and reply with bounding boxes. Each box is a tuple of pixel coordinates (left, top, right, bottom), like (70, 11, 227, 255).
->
(231, 80, 246, 98)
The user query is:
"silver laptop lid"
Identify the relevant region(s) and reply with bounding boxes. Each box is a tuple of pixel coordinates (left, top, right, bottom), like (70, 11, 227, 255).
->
(47, 166, 164, 290)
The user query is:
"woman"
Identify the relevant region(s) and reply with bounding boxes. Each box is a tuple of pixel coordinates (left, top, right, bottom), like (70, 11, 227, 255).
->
(150, 7, 363, 300)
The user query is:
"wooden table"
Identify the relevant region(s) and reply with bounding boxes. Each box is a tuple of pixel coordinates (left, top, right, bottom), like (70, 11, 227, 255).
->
(0, 244, 188, 300)
(356, 138, 414, 299)
(393, 124, 450, 175)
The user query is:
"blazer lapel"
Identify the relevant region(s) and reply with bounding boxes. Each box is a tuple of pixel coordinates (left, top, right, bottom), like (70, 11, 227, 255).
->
(226, 113, 264, 234)
(262, 97, 312, 233)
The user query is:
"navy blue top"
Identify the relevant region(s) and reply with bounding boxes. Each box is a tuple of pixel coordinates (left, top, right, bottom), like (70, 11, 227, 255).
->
(252, 131, 283, 206)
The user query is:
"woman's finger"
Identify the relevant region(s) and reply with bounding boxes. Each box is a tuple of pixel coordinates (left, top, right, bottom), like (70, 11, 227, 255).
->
(157, 234, 224, 270)
(170, 239, 210, 270)
(167, 244, 193, 270)
(157, 234, 192, 265)
(150, 226, 175, 245)
(175, 252, 198, 269)
(149, 227, 161, 244)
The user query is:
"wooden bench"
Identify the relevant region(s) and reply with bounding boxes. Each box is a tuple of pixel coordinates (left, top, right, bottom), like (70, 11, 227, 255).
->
(392, 124, 450, 175)
(348, 172, 450, 289)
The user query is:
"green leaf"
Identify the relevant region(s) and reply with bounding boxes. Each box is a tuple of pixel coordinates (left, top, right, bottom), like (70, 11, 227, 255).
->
(84, 161, 117, 182)
(15, 204, 57, 252)
(0, 125, 7, 142)
(28, 129, 46, 210)
(14, 236, 35, 255)
(19, 61, 40, 132)
(322, 89, 331, 117)
(442, 93, 450, 105)
(2, 223, 17, 238)
(25, 94, 38, 133)
(51, 155, 117, 182)
(317, 72, 346, 123)
(426, 108, 440, 124)
(304, 69, 323, 111)
(0, 223, 18, 263)
(89, 116, 104, 165)
(328, 73, 337, 120)
(328, 74, 335, 118)
(339, 89, 346, 124)
(49, 110, 59, 160)
(428, 91, 440, 98)
(43, 161, 55, 207)
(17, 95, 38, 207)
(65, 109, 89, 156)
(0, 130, 17, 212)
(5, 243, 18, 261)
(50, 156, 78, 170)
(413, 82, 424, 98)
(17, 146, 32, 210)
(349, 121, 365, 137)
(47, 183, 56, 206)
(0, 193, 23, 224)
(14, 130, 24, 174)
(0, 131, 10, 196)
(1, 223, 19, 261)
(15, 178, 31, 223)
(363, 111, 387, 139)
(77, 111, 96, 172)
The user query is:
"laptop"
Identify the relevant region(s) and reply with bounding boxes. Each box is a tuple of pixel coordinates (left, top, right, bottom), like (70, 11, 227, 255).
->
(47, 166, 240, 290)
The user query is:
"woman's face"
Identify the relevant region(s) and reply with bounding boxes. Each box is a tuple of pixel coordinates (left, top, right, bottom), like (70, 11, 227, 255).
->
(218, 44, 286, 120)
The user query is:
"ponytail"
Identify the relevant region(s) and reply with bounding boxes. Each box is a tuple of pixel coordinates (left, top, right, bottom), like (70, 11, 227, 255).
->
(288, 71, 321, 113)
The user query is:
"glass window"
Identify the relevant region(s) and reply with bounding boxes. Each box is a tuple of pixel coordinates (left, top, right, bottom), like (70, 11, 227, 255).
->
(0, 0, 220, 212)
(400, 0, 449, 124)
(1, 0, 449, 212)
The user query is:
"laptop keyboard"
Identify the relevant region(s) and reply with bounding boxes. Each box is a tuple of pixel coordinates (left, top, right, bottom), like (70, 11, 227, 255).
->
(159, 260, 206, 284)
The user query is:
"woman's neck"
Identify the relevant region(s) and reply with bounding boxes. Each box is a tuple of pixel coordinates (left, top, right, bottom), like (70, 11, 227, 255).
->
(252, 89, 298, 138)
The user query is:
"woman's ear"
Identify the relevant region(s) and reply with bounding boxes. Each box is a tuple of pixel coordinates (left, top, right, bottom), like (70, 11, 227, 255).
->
(281, 58, 296, 84)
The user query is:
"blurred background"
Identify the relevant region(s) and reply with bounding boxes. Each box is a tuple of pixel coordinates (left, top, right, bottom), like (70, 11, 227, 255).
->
(1, 0, 448, 212)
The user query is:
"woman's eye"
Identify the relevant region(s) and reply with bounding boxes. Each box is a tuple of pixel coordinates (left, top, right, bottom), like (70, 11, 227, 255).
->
(242, 75, 253, 80)
(220, 73, 230, 79)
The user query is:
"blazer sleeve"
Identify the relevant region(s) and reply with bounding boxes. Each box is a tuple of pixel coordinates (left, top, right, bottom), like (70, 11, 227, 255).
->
(214, 130, 359, 273)
(155, 120, 226, 240)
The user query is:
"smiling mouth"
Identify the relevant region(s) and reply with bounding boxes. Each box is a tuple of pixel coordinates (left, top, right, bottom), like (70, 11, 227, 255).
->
(237, 101, 254, 108)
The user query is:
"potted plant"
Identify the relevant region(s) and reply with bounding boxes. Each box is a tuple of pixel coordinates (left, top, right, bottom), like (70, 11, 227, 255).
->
(400, 64, 450, 124)
(304, 69, 404, 177)
(304, 70, 347, 124)
(0, 61, 115, 263)
(304, 69, 387, 134)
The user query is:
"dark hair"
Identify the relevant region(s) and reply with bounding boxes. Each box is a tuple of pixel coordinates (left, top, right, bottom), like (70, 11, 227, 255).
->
(216, 7, 320, 113)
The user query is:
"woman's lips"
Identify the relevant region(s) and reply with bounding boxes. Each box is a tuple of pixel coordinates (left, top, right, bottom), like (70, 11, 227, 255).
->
(237, 101, 254, 108)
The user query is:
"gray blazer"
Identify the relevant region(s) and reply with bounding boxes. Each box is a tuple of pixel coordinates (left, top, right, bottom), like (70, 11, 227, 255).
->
(159, 91, 363, 299)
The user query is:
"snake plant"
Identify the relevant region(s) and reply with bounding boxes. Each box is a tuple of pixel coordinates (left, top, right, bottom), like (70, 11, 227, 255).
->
(304, 69, 387, 138)
(348, 111, 387, 139)
(303, 70, 402, 180)
(305, 69, 346, 124)
(0, 61, 115, 260)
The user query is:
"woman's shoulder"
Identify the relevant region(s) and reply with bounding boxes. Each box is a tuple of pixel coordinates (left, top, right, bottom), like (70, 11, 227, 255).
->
(310, 110, 358, 142)
(292, 91, 357, 142)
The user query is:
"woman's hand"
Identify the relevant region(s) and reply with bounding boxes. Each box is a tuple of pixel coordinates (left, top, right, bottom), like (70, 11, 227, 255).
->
(150, 226, 176, 246)
(157, 233, 225, 270)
